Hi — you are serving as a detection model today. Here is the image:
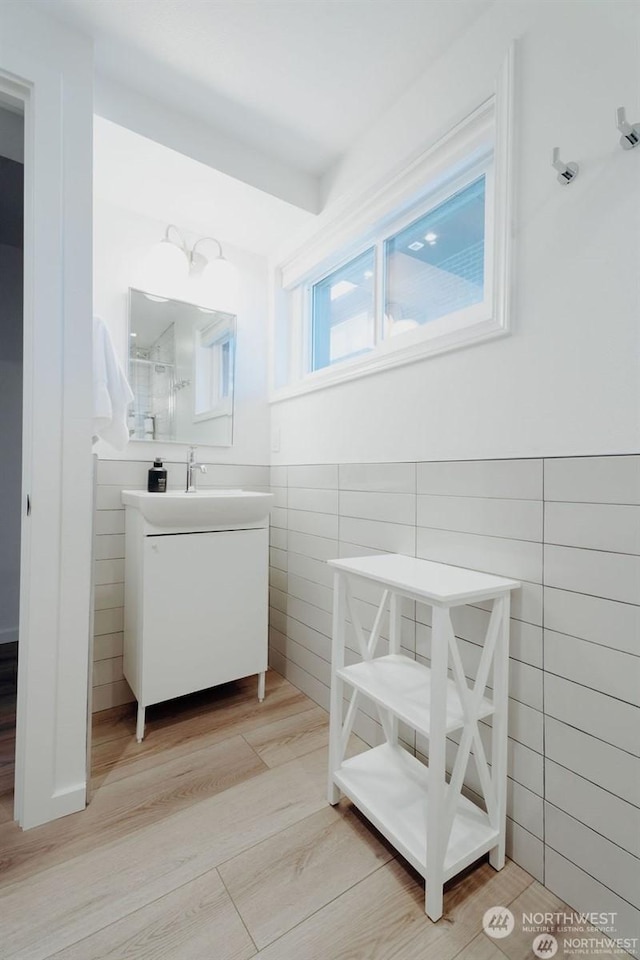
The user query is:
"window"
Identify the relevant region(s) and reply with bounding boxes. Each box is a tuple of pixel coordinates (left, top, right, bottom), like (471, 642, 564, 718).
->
(273, 57, 514, 399)
(311, 248, 375, 371)
(384, 176, 486, 336)
(193, 314, 235, 421)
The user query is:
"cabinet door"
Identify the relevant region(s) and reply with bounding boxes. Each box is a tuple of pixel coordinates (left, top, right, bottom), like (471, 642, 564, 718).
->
(140, 528, 268, 704)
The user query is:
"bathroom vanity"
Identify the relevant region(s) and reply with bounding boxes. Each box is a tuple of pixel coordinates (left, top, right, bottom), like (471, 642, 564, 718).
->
(121, 489, 273, 741)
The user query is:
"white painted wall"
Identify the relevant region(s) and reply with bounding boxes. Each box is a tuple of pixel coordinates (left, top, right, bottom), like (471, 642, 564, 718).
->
(0, 244, 22, 645)
(1, 0, 94, 829)
(272, 0, 640, 463)
(95, 75, 320, 214)
(94, 199, 270, 465)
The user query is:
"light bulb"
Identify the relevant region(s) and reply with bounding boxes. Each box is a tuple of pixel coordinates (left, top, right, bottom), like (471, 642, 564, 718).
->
(138, 239, 189, 299)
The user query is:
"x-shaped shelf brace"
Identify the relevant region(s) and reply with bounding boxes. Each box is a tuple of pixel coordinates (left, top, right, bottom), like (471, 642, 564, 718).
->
(336, 577, 506, 870)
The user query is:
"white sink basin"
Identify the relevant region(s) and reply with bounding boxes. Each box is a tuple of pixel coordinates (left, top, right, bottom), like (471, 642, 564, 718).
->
(121, 489, 274, 528)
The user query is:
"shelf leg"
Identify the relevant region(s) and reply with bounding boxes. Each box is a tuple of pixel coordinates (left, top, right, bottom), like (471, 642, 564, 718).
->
(489, 594, 510, 871)
(387, 593, 401, 747)
(257, 671, 266, 703)
(425, 605, 449, 921)
(328, 571, 347, 805)
(136, 703, 146, 743)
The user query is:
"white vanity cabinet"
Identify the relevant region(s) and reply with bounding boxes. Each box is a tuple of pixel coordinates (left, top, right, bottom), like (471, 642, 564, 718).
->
(122, 490, 272, 741)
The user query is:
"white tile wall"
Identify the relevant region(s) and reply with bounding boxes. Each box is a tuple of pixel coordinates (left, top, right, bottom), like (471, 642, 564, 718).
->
(91, 457, 269, 712)
(269, 454, 640, 951)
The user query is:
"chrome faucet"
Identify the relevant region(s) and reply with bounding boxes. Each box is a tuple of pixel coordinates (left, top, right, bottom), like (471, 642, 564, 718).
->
(186, 446, 207, 492)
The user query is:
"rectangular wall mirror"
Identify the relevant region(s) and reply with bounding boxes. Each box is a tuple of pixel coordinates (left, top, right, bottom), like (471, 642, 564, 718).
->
(128, 288, 236, 446)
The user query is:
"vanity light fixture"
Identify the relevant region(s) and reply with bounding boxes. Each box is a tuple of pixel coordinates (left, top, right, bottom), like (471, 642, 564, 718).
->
(141, 225, 239, 311)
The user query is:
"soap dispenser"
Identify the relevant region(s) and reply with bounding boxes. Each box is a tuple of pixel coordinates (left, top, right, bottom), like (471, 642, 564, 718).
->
(148, 457, 167, 493)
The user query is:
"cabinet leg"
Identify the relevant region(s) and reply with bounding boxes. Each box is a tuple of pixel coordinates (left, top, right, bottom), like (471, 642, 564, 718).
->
(136, 704, 145, 743)
(258, 671, 266, 702)
(425, 884, 443, 922)
(489, 595, 510, 872)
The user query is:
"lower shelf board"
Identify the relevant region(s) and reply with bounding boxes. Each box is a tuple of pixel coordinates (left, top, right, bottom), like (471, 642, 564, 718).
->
(332, 743, 499, 883)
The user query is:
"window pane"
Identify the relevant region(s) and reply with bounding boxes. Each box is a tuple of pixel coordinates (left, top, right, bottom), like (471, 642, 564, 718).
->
(311, 248, 375, 371)
(384, 176, 486, 337)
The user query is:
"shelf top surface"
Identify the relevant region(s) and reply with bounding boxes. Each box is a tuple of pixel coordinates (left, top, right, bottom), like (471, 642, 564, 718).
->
(328, 554, 520, 604)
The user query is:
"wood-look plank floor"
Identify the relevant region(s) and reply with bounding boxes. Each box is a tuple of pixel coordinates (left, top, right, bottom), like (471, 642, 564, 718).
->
(0, 670, 625, 960)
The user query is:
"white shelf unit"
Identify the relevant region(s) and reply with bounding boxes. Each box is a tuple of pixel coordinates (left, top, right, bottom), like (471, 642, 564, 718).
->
(327, 553, 520, 922)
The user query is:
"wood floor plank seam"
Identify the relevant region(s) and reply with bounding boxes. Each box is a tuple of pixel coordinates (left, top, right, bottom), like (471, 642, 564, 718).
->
(216, 865, 260, 957)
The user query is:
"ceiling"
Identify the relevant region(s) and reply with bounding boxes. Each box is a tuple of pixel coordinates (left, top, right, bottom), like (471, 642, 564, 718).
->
(33, 0, 492, 177)
(94, 116, 314, 255)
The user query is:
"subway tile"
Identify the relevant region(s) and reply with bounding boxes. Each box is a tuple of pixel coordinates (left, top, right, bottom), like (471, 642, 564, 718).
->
(472, 584, 543, 627)
(287, 596, 332, 638)
(545, 848, 640, 953)
(270, 486, 287, 509)
(270, 506, 288, 529)
(93, 607, 124, 637)
(545, 717, 640, 808)
(544, 455, 640, 504)
(269, 567, 288, 593)
(288, 575, 333, 614)
(339, 462, 416, 493)
(270, 466, 287, 487)
(274, 635, 331, 686)
(269, 547, 287, 571)
(441, 718, 544, 794)
(287, 487, 338, 514)
(417, 526, 542, 583)
(97, 460, 148, 486)
(340, 491, 415, 525)
(269, 607, 287, 636)
(545, 761, 640, 858)
(96, 485, 128, 510)
(545, 502, 640, 555)
(338, 541, 386, 560)
(417, 459, 543, 500)
(202, 464, 270, 488)
(287, 531, 339, 562)
(545, 673, 640, 757)
(508, 779, 544, 839)
(269, 527, 287, 550)
(93, 632, 123, 662)
(269, 587, 288, 614)
(93, 534, 125, 561)
(92, 679, 134, 712)
(276, 658, 330, 712)
(94, 558, 125, 586)
(506, 822, 544, 883)
(425, 604, 543, 667)
(544, 587, 640, 656)
(545, 803, 640, 908)
(288, 510, 339, 540)
(287, 552, 335, 589)
(545, 630, 640, 706)
(287, 465, 338, 489)
(94, 510, 125, 536)
(417, 495, 542, 542)
(544, 544, 640, 605)
(94, 584, 125, 612)
(93, 656, 124, 687)
(285, 616, 332, 663)
(340, 516, 415, 554)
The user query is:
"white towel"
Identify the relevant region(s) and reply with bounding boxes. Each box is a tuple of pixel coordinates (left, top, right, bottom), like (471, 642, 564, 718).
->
(93, 316, 134, 451)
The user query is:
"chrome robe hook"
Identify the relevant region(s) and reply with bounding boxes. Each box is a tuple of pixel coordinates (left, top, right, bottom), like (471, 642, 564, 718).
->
(552, 147, 579, 185)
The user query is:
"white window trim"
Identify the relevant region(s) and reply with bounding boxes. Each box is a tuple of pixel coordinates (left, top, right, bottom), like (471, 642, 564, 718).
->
(270, 43, 515, 403)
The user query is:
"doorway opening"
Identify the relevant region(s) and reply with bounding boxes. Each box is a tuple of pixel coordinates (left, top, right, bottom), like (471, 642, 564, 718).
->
(0, 96, 24, 821)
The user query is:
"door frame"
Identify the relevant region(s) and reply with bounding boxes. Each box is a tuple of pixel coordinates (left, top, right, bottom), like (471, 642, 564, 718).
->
(0, 6, 94, 829)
